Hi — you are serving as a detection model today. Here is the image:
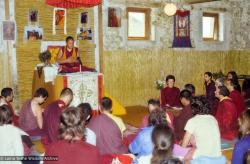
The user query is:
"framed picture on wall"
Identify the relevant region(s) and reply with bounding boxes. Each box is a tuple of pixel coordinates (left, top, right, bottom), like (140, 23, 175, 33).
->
(53, 8, 67, 34)
(29, 9, 38, 23)
(77, 27, 92, 40)
(108, 7, 121, 27)
(80, 12, 88, 24)
(24, 26, 43, 41)
(2, 21, 15, 40)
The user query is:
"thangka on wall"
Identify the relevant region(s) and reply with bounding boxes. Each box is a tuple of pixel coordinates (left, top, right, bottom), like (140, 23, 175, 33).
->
(108, 7, 121, 27)
(77, 27, 92, 40)
(28, 9, 39, 25)
(172, 10, 192, 48)
(53, 8, 67, 35)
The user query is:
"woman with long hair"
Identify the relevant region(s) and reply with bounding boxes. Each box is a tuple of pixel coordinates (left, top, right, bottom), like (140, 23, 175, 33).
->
(227, 71, 241, 92)
(151, 124, 174, 164)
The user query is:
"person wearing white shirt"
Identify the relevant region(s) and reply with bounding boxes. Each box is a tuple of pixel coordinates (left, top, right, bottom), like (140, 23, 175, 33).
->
(0, 105, 24, 164)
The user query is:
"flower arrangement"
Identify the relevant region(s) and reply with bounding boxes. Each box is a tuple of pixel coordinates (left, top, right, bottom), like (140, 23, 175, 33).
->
(39, 50, 51, 66)
(155, 80, 165, 90)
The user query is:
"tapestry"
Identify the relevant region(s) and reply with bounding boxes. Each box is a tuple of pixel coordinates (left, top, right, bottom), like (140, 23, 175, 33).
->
(28, 9, 39, 25)
(108, 7, 121, 27)
(172, 10, 192, 48)
(53, 8, 67, 35)
(63, 72, 102, 110)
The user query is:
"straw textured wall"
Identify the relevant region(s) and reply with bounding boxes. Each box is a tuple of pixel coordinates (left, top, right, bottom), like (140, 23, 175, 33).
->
(15, 0, 95, 105)
(103, 49, 250, 106)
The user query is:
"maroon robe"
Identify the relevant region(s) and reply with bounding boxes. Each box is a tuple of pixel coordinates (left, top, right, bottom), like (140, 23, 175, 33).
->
(45, 140, 101, 164)
(229, 90, 246, 118)
(160, 87, 181, 107)
(88, 113, 128, 155)
(43, 100, 66, 144)
(7, 102, 19, 127)
(205, 80, 218, 115)
(215, 98, 238, 140)
(173, 105, 193, 141)
(19, 100, 43, 136)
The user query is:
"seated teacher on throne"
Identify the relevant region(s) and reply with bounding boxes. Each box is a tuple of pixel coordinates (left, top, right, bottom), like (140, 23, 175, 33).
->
(56, 36, 95, 73)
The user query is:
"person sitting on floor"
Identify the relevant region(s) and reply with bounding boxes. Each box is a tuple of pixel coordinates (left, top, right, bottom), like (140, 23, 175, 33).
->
(173, 90, 193, 141)
(43, 88, 73, 144)
(0, 87, 19, 126)
(225, 79, 246, 118)
(88, 97, 127, 155)
(129, 110, 168, 158)
(182, 96, 221, 160)
(184, 84, 195, 96)
(19, 88, 48, 136)
(215, 86, 238, 141)
(140, 99, 161, 128)
(161, 75, 181, 108)
(232, 110, 250, 164)
(136, 124, 175, 164)
(77, 102, 96, 146)
(0, 105, 23, 160)
(44, 107, 101, 164)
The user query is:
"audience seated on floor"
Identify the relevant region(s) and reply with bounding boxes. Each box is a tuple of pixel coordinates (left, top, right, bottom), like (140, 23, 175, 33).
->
(232, 110, 250, 164)
(77, 102, 96, 146)
(225, 79, 246, 118)
(43, 88, 73, 144)
(44, 107, 101, 164)
(88, 97, 128, 155)
(1, 87, 19, 126)
(215, 86, 238, 141)
(0, 105, 24, 160)
(129, 109, 168, 158)
(182, 96, 222, 160)
(161, 75, 181, 108)
(204, 72, 218, 115)
(19, 88, 48, 137)
(173, 90, 193, 141)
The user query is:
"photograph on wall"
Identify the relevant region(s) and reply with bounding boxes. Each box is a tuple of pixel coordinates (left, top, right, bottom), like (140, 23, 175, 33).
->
(80, 12, 88, 24)
(77, 27, 92, 40)
(24, 26, 43, 40)
(2, 21, 15, 40)
(108, 7, 121, 27)
(29, 9, 38, 23)
(55, 9, 65, 26)
(53, 8, 67, 34)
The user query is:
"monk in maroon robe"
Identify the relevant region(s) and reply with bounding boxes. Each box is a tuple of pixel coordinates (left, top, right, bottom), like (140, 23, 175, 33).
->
(88, 97, 127, 155)
(173, 90, 193, 141)
(226, 79, 246, 118)
(215, 86, 238, 140)
(43, 88, 73, 144)
(161, 75, 180, 108)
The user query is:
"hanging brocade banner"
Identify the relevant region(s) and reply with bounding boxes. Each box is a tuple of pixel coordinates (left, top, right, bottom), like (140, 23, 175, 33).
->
(45, 0, 102, 8)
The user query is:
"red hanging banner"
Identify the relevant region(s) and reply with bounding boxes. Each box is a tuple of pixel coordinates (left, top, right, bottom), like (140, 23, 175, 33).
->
(46, 0, 102, 8)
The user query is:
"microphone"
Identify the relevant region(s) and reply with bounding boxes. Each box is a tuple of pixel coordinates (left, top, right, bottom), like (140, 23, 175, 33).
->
(77, 57, 83, 66)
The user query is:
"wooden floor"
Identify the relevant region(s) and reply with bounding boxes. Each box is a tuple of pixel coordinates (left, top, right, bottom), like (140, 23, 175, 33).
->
(120, 106, 148, 128)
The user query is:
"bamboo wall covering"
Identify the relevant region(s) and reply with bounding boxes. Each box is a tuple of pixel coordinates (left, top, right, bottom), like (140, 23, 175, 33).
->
(103, 49, 250, 106)
(15, 0, 95, 106)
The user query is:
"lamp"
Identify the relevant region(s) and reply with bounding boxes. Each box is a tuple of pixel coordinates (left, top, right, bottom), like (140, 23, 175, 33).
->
(164, 2, 177, 16)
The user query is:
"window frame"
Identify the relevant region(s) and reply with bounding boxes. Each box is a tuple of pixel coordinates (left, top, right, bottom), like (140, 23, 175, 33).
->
(202, 12, 219, 41)
(127, 7, 151, 40)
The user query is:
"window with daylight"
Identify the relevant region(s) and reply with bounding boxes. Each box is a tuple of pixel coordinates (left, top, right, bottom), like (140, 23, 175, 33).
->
(202, 12, 219, 41)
